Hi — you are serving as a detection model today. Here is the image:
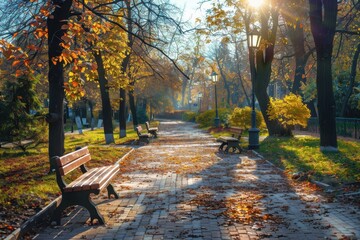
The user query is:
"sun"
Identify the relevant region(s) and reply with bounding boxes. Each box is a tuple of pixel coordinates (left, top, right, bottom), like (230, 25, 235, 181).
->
(248, 0, 264, 8)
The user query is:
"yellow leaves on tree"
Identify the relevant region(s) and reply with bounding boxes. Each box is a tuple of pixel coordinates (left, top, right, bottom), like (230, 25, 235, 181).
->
(267, 93, 311, 128)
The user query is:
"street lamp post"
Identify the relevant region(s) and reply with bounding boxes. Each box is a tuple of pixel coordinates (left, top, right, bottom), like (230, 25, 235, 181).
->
(248, 30, 261, 150)
(211, 71, 220, 128)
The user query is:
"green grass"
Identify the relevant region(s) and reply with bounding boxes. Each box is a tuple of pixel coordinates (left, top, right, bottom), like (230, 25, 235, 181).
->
(258, 136, 360, 186)
(0, 124, 138, 211)
(206, 127, 360, 187)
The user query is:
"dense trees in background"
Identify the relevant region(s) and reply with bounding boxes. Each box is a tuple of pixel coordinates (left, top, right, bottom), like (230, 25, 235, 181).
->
(1, 0, 360, 157)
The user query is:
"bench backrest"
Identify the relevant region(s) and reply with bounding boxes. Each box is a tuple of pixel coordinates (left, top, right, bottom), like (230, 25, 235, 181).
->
(229, 127, 243, 140)
(136, 126, 143, 136)
(145, 121, 150, 131)
(55, 147, 91, 176)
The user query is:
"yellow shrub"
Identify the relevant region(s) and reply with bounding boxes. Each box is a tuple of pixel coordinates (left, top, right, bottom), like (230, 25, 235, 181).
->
(267, 93, 311, 128)
(229, 106, 264, 129)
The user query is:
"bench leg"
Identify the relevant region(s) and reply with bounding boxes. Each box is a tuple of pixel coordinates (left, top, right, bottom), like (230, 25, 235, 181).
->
(52, 198, 69, 225)
(82, 197, 105, 225)
(107, 184, 119, 199)
(52, 191, 105, 225)
(219, 142, 227, 152)
(225, 143, 242, 154)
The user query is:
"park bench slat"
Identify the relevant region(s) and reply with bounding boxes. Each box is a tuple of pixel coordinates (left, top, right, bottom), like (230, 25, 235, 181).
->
(57, 154, 92, 176)
(218, 136, 238, 142)
(57, 147, 90, 167)
(64, 165, 119, 192)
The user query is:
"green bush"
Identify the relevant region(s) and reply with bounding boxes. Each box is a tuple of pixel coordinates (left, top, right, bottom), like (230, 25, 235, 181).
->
(228, 106, 265, 129)
(182, 111, 197, 122)
(196, 108, 231, 128)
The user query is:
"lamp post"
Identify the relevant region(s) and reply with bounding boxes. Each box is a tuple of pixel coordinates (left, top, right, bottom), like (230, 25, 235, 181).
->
(211, 71, 220, 128)
(189, 99, 192, 111)
(198, 92, 203, 112)
(248, 30, 261, 149)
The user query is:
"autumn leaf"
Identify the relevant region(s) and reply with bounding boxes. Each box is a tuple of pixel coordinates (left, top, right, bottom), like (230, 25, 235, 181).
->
(12, 60, 21, 67)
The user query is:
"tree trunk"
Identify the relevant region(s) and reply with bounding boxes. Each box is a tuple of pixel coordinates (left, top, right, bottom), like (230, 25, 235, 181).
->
(288, 21, 307, 94)
(340, 43, 360, 116)
(46, 0, 72, 172)
(254, 48, 291, 136)
(181, 78, 188, 108)
(119, 0, 132, 138)
(93, 51, 114, 144)
(88, 100, 95, 130)
(234, 54, 251, 106)
(216, 58, 231, 107)
(129, 86, 138, 128)
(309, 0, 338, 151)
(286, 20, 317, 116)
(119, 88, 127, 137)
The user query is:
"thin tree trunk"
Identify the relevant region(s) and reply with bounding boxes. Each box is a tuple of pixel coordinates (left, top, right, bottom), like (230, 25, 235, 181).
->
(46, 0, 72, 172)
(234, 42, 251, 106)
(93, 51, 114, 144)
(340, 43, 360, 116)
(119, 88, 127, 137)
(216, 57, 231, 107)
(181, 78, 188, 108)
(88, 100, 95, 130)
(129, 86, 138, 128)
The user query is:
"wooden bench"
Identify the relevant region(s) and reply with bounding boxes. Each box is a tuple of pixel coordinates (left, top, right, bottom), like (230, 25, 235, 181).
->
(136, 126, 151, 144)
(51, 146, 119, 225)
(145, 121, 158, 138)
(217, 127, 243, 153)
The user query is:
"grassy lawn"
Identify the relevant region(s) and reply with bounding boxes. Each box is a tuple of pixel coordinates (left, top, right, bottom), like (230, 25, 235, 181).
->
(258, 135, 360, 187)
(207, 127, 360, 187)
(0, 123, 142, 216)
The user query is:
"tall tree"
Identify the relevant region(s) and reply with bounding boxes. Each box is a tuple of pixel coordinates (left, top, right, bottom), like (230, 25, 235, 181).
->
(46, 0, 72, 171)
(251, 1, 291, 136)
(309, 0, 338, 151)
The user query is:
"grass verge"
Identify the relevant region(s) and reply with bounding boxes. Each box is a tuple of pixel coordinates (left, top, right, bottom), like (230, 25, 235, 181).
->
(258, 135, 360, 186)
(207, 127, 360, 187)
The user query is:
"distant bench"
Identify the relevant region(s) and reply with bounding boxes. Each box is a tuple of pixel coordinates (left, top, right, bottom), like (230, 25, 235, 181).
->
(51, 146, 119, 225)
(145, 121, 158, 138)
(136, 126, 152, 144)
(217, 127, 243, 153)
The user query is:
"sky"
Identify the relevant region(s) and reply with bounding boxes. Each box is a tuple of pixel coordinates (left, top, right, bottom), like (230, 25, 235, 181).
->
(169, 0, 210, 24)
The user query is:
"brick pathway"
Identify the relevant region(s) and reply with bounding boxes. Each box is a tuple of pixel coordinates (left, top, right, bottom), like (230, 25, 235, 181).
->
(33, 120, 360, 239)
